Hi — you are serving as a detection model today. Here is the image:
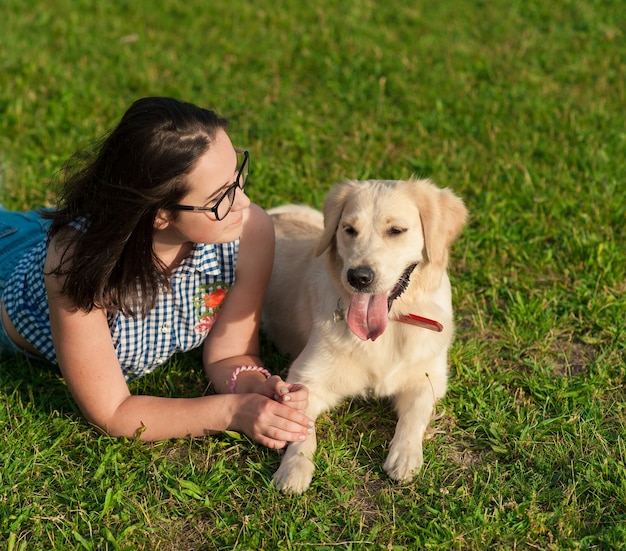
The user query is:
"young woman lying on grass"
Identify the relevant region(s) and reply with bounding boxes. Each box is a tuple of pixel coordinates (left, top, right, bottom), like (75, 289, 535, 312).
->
(0, 96, 312, 448)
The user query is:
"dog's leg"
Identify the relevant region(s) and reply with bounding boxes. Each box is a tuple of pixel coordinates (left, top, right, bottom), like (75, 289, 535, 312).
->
(272, 428, 318, 494)
(383, 383, 437, 482)
(272, 391, 336, 494)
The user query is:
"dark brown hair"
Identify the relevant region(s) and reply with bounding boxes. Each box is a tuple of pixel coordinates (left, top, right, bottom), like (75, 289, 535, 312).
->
(45, 97, 228, 316)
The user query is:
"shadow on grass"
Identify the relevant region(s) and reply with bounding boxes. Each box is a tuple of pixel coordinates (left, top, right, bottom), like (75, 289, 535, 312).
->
(0, 354, 78, 415)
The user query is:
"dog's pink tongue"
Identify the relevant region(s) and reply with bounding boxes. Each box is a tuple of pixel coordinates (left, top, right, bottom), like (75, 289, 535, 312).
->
(347, 293, 389, 341)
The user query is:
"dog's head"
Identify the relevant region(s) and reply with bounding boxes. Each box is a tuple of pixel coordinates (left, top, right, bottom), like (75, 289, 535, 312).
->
(315, 178, 467, 341)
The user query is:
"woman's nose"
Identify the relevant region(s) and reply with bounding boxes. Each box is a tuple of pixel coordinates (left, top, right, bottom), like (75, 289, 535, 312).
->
(233, 187, 251, 210)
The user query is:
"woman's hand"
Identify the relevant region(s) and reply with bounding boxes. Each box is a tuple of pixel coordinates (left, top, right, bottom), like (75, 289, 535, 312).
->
(230, 393, 314, 449)
(262, 375, 309, 412)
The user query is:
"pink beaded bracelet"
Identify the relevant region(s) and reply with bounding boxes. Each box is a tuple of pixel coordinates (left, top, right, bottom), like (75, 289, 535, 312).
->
(229, 365, 272, 393)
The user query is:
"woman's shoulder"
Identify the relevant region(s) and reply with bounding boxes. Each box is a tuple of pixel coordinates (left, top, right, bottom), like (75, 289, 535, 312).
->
(235, 204, 274, 277)
(242, 203, 273, 241)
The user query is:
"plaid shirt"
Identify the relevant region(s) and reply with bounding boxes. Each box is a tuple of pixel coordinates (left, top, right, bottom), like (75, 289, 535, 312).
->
(4, 238, 239, 381)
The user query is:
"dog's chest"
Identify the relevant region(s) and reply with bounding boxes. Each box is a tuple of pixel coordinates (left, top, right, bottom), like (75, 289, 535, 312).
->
(336, 325, 436, 376)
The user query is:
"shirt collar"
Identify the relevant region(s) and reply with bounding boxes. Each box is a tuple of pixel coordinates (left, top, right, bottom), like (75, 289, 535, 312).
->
(172, 240, 239, 278)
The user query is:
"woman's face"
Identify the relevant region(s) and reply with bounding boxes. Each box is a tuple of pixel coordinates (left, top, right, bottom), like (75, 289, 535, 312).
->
(155, 129, 251, 246)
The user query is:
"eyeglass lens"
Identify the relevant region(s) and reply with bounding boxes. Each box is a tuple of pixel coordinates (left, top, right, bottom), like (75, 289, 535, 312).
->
(215, 151, 249, 220)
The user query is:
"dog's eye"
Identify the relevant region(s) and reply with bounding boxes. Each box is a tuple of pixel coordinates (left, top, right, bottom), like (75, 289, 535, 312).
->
(387, 227, 407, 236)
(343, 225, 357, 236)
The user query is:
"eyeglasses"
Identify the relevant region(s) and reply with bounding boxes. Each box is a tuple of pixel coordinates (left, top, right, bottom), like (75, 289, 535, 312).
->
(168, 149, 249, 221)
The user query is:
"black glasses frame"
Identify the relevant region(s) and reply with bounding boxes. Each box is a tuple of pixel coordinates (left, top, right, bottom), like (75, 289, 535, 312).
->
(168, 149, 249, 221)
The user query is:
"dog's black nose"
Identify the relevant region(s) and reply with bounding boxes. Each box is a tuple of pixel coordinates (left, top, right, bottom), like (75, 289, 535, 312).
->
(347, 266, 375, 290)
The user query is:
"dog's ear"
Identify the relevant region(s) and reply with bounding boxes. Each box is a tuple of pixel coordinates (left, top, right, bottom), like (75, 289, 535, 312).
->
(315, 181, 358, 256)
(411, 179, 468, 270)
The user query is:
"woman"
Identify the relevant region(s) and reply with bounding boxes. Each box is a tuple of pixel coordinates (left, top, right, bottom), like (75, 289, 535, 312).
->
(0, 97, 312, 448)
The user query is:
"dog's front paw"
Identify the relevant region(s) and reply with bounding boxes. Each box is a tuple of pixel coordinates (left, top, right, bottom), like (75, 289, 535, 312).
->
(383, 443, 423, 482)
(273, 452, 315, 494)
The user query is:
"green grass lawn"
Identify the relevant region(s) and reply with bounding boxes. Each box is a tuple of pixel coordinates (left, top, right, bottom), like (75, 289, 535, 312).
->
(1, 0, 624, 549)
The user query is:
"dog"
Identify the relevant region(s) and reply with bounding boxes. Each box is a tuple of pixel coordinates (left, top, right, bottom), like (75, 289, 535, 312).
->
(262, 178, 468, 493)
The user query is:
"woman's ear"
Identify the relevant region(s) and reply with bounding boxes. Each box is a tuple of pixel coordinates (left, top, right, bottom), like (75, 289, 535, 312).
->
(154, 209, 172, 230)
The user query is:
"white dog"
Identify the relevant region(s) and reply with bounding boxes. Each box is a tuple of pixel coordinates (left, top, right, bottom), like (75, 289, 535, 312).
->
(263, 178, 468, 493)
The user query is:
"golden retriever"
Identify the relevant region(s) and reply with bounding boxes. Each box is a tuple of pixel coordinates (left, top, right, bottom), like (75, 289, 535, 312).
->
(263, 178, 468, 493)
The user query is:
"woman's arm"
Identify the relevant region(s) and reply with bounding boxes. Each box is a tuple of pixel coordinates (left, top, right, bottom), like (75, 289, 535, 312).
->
(46, 290, 246, 441)
(201, 203, 273, 390)
(45, 229, 312, 446)
(202, 204, 310, 429)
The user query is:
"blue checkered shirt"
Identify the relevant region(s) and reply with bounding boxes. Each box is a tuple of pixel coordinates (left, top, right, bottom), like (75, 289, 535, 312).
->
(4, 238, 239, 381)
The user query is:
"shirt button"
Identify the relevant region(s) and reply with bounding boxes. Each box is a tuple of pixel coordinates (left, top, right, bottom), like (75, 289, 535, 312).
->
(161, 323, 170, 333)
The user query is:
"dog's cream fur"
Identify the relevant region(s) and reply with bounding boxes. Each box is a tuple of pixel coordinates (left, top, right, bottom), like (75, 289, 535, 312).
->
(263, 178, 468, 493)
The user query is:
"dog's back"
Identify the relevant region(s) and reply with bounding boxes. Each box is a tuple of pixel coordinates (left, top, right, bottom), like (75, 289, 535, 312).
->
(263, 205, 324, 358)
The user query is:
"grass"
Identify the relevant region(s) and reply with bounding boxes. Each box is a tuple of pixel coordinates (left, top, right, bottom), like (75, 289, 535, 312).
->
(1, 0, 625, 549)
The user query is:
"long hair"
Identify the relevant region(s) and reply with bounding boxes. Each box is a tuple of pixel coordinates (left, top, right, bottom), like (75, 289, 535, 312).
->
(45, 97, 229, 316)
